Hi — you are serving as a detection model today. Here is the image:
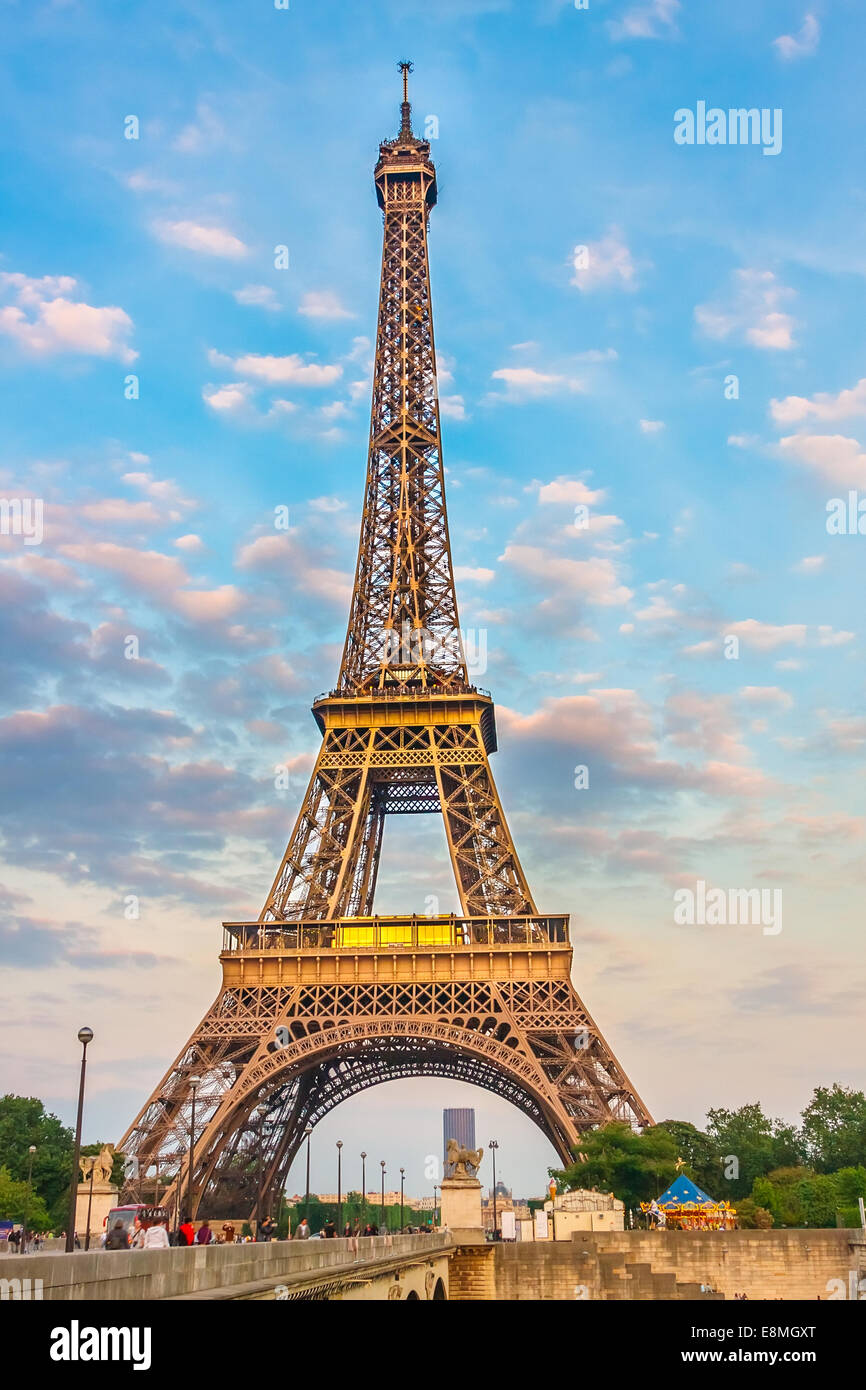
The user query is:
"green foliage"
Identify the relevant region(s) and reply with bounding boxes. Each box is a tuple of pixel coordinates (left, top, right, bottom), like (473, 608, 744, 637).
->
(736, 1198, 773, 1230)
(705, 1103, 805, 1199)
(801, 1085, 866, 1173)
(551, 1121, 679, 1209)
(0, 1095, 74, 1215)
(0, 1165, 51, 1230)
(748, 1165, 852, 1228)
(832, 1166, 866, 1205)
(653, 1119, 720, 1195)
(797, 1174, 838, 1228)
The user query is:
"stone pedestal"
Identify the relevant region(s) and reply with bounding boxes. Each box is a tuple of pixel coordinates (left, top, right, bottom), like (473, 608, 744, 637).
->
(439, 1177, 484, 1242)
(74, 1182, 118, 1242)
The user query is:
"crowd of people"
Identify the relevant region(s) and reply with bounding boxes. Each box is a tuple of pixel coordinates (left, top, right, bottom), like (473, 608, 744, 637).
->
(43, 1210, 435, 1250)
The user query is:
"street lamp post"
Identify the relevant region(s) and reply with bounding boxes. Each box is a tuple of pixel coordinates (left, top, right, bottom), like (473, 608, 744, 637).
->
(360, 1151, 367, 1226)
(489, 1139, 499, 1238)
(84, 1164, 96, 1251)
(400, 1167, 405, 1231)
(255, 1113, 264, 1239)
(304, 1124, 313, 1226)
(65, 1026, 93, 1252)
(433, 1184, 439, 1230)
(22, 1145, 36, 1255)
(336, 1140, 343, 1235)
(380, 1160, 386, 1231)
(187, 1076, 200, 1223)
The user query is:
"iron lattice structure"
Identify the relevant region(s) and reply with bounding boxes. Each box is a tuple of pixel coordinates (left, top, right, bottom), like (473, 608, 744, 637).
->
(118, 67, 651, 1219)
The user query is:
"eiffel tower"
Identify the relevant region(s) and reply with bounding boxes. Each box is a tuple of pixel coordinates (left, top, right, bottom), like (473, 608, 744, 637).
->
(118, 63, 651, 1219)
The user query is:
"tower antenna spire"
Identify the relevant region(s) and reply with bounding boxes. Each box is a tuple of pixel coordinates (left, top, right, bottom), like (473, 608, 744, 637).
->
(398, 59, 414, 138)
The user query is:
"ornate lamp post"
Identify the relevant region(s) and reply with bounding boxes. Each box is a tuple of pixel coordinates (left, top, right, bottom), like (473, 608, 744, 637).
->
(433, 1183, 439, 1230)
(400, 1167, 405, 1231)
(304, 1124, 313, 1225)
(336, 1140, 343, 1234)
(489, 1139, 499, 1237)
(360, 1150, 367, 1225)
(187, 1076, 200, 1222)
(22, 1145, 36, 1255)
(84, 1161, 96, 1251)
(255, 1111, 264, 1239)
(380, 1160, 386, 1230)
(65, 1026, 93, 1252)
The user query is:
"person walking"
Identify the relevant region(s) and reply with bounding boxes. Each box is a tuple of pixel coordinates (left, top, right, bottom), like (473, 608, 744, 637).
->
(295, 1217, 311, 1240)
(105, 1220, 128, 1250)
(178, 1216, 195, 1247)
(194, 1219, 214, 1245)
(143, 1219, 170, 1250)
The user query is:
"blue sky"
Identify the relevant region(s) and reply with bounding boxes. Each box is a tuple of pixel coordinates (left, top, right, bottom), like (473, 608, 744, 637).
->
(1, 0, 865, 1200)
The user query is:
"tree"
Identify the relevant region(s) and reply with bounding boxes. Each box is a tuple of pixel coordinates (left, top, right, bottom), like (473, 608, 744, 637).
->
(798, 1175, 838, 1228)
(0, 1095, 74, 1212)
(705, 1103, 801, 1199)
(832, 1166, 866, 1205)
(751, 1167, 813, 1226)
(653, 1120, 720, 1195)
(550, 1122, 679, 1210)
(801, 1085, 866, 1173)
(736, 1198, 773, 1230)
(0, 1166, 51, 1230)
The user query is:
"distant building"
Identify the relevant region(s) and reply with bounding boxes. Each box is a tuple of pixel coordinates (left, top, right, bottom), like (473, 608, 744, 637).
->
(443, 1107, 476, 1176)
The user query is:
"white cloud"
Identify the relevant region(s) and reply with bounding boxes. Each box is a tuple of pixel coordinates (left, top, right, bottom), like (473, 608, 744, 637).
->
(609, 0, 680, 41)
(173, 103, 227, 154)
(309, 497, 347, 514)
(0, 271, 136, 363)
(778, 433, 866, 487)
(453, 565, 495, 584)
(154, 220, 248, 259)
(499, 544, 632, 605)
(234, 285, 280, 311)
(203, 382, 252, 413)
(739, 686, 794, 711)
(174, 534, 205, 552)
(440, 395, 466, 420)
(695, 269, 796, 351)
(773, 13, 820, 61)
(817, 626, 855, 647)
(639, 418, 665, 433)
(298, 290, 352, 320)
(490, 366, 583, 400)
(726, 619, 807, 651)
(121, 471, 195, 512)
(770, 377, 866, 426)
(792, 555, 825, 574)
(537, 477, 605, 506)
(225, 353, 342, 387)
(571, 228, 636, 292)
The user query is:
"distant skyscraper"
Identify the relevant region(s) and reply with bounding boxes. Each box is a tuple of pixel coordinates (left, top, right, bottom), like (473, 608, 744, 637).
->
(443, 1107, 476, 1176)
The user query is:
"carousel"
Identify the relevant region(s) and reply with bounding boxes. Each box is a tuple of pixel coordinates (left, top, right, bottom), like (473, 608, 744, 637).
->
(641, 1174, 737, 1230)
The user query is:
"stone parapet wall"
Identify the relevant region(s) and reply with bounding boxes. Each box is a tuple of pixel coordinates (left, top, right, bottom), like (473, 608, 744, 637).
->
(492, 1230, 863, 1301)
(0, 1232, 449, 1301)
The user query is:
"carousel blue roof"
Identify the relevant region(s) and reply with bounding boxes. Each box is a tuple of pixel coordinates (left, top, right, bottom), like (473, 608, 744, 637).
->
(655, 1174, 716, 1207)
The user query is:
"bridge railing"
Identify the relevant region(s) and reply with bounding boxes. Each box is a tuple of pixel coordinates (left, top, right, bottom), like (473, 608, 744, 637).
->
(222, 914, 570, 954)
(0, 1232, 452, 1302)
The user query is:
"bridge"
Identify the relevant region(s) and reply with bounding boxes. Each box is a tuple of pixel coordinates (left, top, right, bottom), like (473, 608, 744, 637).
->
(0, 1233, 452, 1302)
